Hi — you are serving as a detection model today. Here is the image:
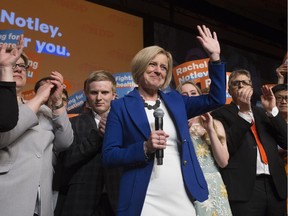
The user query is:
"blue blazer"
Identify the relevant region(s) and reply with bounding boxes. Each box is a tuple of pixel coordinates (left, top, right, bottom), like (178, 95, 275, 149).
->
(102, 63, 226, 216)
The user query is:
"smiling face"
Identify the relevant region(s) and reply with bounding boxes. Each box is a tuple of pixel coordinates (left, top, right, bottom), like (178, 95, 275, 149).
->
(138, 53, 168, 92)
(13, 57, 27, 92)
(85, 80, 116, 115)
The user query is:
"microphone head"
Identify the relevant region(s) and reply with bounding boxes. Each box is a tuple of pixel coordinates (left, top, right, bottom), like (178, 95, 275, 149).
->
(153, 108, 164, 118)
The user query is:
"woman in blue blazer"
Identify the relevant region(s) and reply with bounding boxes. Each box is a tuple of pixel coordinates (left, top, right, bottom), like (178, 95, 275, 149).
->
(102, 25, 226, 216)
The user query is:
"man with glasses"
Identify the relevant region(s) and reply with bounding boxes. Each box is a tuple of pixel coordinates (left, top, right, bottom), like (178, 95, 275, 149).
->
(12, 62, 29, 70)
(211, 69, 287, 216)
(272, 84, 288, 123)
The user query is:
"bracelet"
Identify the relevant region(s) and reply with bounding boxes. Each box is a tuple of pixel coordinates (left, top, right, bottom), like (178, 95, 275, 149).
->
(52, 101, 64, 110)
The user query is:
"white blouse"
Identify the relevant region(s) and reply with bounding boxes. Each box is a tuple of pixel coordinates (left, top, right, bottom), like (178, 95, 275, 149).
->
(140, 99, 196, 216)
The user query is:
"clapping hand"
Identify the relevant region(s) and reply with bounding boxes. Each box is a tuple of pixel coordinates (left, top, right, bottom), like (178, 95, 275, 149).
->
(0, 34, 24, 67)
(260, 85, 276, 112)
(49, 71, 64, 106)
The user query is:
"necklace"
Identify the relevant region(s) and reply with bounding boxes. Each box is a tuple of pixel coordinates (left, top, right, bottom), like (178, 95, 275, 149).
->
(142, 97, 161, 110)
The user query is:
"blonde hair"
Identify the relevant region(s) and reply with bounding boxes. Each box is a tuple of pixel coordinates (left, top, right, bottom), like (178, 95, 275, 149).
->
(131, 45, 173, 89)
(176, 80, 202, 95)
(178, 80, 224, 145)
(84, 70, 116, 93)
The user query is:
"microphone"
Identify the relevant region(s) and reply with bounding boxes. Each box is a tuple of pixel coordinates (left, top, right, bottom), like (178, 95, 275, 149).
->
(153, 108, 165, 165)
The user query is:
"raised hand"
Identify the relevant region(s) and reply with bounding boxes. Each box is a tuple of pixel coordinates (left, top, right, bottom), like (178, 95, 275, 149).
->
(196, 25, 220, 61)
(237, 86, 253, 113)
(49, 71, 64, 106)
(260, 85, 276, 112)
(201, 112, 214, 132)
(0, 34, 24, 67)
(275, 63, 287, 84)
(26, 82, 54, 113)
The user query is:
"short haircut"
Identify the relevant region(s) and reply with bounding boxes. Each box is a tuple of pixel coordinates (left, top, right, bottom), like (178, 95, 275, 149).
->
(20, 52, 29, 66)
(272, 84, 288, 94)
(228, 69, 252, 88)
(34, 77, 54, 92)
(84, 70, 116, 93)
(130, 45, 173, 90)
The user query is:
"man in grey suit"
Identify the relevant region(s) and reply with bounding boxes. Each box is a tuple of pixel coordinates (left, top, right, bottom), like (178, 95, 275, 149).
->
(54, 70, 122, 216)
(212, 69, 287, 216)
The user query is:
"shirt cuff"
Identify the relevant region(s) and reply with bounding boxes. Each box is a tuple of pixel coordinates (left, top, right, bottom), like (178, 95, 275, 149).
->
(266, 106, 279, 117)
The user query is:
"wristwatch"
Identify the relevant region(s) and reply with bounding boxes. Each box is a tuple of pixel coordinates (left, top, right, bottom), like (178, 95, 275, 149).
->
(52, 101, 64, 110)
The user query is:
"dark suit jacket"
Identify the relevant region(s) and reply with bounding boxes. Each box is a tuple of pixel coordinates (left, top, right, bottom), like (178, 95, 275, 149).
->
(211, 102, 287, 201)
(55, 109, 122, 216)
(0, 82, 18, 132)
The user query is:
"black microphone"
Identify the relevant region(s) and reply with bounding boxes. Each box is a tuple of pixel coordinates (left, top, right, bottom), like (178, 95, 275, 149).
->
(153, 108, 164, 165)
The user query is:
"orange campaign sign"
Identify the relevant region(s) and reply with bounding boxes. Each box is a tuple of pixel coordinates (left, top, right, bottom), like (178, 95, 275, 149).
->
(173, 58, 211, 88)
(173, 58, 232, 104)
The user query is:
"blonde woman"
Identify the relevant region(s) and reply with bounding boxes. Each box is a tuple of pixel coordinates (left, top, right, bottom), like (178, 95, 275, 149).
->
(177, 80, 232, 216)
(102, 25, 226, 216)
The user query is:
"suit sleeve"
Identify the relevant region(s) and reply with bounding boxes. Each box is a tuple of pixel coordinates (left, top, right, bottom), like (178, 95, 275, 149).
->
(211, 107, 252, 155)
(62, 116, 103, 168)
(267, 113, 287, 150)
(0, 82, 19, 132)
(52, 110, 74, 153)
(184, 62, 227, 119)
(102, 101, 149, 167)
(0, 104, 38, 149)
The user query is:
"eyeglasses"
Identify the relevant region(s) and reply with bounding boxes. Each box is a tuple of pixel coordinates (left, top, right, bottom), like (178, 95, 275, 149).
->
(275, 95, 288, 103)
(230, 80, 252, 87)
(12, 63, 29, 71)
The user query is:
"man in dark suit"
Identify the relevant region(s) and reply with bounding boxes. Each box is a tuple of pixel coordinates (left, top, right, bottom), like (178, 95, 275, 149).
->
(211, 69, 287, 216)
(54, 70, 122, 216)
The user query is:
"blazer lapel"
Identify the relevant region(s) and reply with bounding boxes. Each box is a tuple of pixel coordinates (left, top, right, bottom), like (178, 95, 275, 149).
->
(226, 102, 239, 115)
(85, 108, 98, 129)
(124, 89, 151, 139)
(159, 91, 187, 140)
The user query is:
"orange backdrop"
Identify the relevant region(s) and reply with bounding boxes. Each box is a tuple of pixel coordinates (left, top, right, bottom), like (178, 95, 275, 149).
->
(1, 0, 143, 98)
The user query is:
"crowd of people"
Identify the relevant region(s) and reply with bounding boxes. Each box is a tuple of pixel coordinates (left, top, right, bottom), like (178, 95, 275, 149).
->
(0, 25, 286, 216)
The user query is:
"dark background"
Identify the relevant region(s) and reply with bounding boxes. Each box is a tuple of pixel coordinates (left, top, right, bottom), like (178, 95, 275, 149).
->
(88, 0, 287, 102)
